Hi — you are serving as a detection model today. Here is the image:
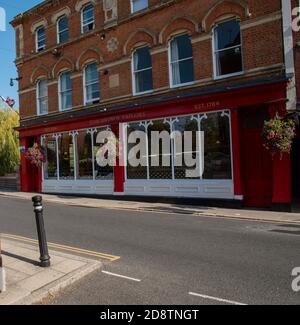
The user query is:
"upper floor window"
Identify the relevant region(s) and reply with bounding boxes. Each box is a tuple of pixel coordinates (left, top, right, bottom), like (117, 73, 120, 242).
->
(37, 79, 48, 115)
(84, 63, 100, 104)
(132, 46, 153, 94)
(131, 0, 148, 13)
(213, 19, 243, 78)
(36, 26, 46, 52)
(169, 34, 194, 87)
(57, 15, 69, 44)
(59, 71, 72, 111)
(82, 3, 95, 33)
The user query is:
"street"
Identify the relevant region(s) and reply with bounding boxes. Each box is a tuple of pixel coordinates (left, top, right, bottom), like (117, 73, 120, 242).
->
(0, 196, 300, 305)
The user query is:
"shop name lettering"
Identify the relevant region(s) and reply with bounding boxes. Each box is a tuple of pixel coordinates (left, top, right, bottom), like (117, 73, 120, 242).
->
(194, 101, 220, 110)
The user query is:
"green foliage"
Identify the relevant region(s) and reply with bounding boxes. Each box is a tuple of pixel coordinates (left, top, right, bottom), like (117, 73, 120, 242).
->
(0, 109, 20, 176)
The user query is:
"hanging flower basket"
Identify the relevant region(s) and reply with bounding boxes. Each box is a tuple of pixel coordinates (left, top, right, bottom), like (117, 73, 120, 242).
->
(262, 115, 296, 158)
(25, 143, 46, 167)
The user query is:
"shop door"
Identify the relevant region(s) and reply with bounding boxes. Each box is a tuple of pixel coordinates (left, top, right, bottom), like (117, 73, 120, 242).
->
(239, 108, 272, 208)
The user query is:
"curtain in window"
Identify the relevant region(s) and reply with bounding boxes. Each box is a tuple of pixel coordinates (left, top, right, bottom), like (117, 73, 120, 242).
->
(170, 38, 181, 85)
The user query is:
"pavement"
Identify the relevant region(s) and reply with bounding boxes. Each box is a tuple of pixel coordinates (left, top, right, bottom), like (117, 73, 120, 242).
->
(0, 238, 101, 305)
(1, 190, 300, 224)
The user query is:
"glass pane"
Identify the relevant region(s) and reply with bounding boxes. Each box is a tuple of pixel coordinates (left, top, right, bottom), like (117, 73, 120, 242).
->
(37, 27, 46, 50)
(59, 29, 69, 43)
(135, 69, 153, 93)
(171, 34, 193, 61)
(202, 112, 232, 180)
(76, 131, 93, 179)
(215, 20, 241, 50)
(216, 46, 242, 76)
(60, 72, 71, 91)
(43, 135, 57, 179)
(82, 4, 94, 32)
(58, 16, 68, 31)
(39, 98, 48, 115)
(134, 47, 152, 71)
(178, 58, 194, 84)
(58, 134, 74, 179)
(38, 80, 47, 97)
(173, 117, 199, 179)
(93, 130, 114, 180)
(86, 83, 100, 102)
(85, 63, 98, 83)
(132, 0, 148, 12)
(148, 120, 172, 179)
(127, 123, 148, 179)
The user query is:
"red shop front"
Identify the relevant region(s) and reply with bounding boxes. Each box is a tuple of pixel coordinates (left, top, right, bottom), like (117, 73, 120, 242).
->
(17, 78, 291, 210)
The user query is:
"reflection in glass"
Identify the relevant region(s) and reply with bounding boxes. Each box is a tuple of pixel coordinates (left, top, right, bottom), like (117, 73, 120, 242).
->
(43, 135, 57, 179)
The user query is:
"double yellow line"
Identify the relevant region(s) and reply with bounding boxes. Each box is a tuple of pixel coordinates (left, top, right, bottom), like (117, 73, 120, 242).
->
(0, 233, 120, 262)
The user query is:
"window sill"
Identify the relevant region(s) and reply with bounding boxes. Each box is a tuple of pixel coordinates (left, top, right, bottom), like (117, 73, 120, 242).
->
(214, 71, 244, 81)
(170, 81, 195, 89)
(133, 90, 154, 97)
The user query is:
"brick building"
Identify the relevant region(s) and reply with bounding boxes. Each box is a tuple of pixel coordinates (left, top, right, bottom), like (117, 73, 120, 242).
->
(11, 0, 298, 210)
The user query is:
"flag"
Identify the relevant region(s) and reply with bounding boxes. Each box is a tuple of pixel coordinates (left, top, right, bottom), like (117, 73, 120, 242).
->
(0, 96, 15, 108)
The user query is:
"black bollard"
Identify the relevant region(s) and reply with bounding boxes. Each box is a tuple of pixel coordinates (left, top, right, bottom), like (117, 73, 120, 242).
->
(32, 196, 51, 267)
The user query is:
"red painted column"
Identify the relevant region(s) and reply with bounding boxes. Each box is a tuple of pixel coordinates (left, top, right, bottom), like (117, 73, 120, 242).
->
(269, 102, 292, 209)
(35, 136, 42, 193)
(111, 124, 125, 194)
(19, 137, 30, 192)
(230, 108, 243, 200)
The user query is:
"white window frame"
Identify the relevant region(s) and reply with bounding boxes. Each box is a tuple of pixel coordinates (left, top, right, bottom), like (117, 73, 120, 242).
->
(35, 26, 46, 52)
(59, 71, 72, 112)
(131, 0, 149, 13)
(81, 3, 95, 34)
(57, 15, 69, 44)
(83, 62, 100, 105)
(131, 46, 153, 96)
(168, 33, 195, 88)
(36, 79, 48, 116)
(212, 18, 244, 80)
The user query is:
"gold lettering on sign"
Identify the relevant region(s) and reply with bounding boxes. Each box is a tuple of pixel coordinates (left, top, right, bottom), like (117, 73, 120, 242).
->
(194, 101, 221, 110)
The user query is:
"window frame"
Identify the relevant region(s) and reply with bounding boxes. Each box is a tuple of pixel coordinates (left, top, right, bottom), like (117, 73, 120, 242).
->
(131, 45, 154, 96)
(83, 62, 100, 105)
(57, 15, 69, 44)
(212, 18, 244, 80)
(36, 79, 48, 116)
(59, 71, 73, 112)
(168, 33, 195, 88)
(35, 26, 46, 52)
(131, 0, 149, 14)
(81, 3, 95, 34)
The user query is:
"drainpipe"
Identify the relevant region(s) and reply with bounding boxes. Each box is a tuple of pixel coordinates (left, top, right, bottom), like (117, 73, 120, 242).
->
(281, 0, 297, 112)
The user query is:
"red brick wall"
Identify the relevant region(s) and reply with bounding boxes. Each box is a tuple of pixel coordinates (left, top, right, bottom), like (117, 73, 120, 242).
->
(12, 0, 284, 119)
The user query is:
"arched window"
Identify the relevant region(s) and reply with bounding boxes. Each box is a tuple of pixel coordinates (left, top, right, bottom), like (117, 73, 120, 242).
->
(132, 46, 153, 95)
(213, 19, 243, 78)
(37, 79, 48, 115)
(59, 71, 72, 111)
(82, 3, 95, 33)
(169, 34, 194, 87)
(57, 15, 69, 44)
(36, 26, 46, 52)
(84, 62, 100, 104)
